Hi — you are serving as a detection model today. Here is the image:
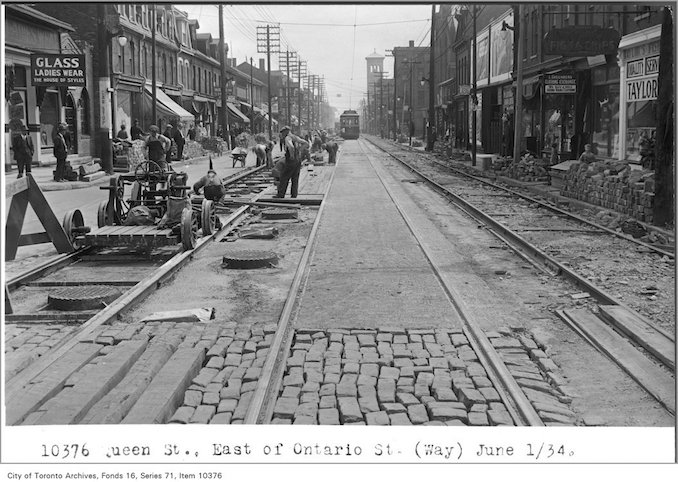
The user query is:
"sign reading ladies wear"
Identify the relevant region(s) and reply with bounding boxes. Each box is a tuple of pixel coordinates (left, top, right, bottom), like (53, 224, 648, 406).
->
(30, 54, 86, 86)
(545, 73, 576, 94)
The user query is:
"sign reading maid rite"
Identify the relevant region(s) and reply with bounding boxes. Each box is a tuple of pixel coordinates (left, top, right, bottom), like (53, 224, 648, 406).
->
(30, 54, 86, 86)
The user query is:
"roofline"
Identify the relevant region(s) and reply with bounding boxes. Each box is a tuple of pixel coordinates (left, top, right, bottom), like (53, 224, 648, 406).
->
(6, 4, 75, 32)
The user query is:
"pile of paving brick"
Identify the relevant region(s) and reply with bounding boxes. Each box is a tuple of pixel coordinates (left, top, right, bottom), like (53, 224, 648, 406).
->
(271, 328, 515, 426)
(494, 155, 549, 182)
(560, 160, 655, 223)
(489, 328, 577, 426)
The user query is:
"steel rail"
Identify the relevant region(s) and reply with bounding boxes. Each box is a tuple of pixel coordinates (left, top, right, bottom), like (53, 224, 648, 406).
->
(361, 139, 544, 426)
(439, 160, 675, 258)
(6, 247, 92, 290)
(366, 137, 675, 363)
(390, 140, 674, 258)
(6, 182, 269, 398)
(245, 164, 340, 424)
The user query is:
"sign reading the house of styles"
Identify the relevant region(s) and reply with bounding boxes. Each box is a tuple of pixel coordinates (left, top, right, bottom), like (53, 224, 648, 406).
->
(544, 73, 576, 94)
(30, 54, 86, 86)
(544, 27, 621, 57)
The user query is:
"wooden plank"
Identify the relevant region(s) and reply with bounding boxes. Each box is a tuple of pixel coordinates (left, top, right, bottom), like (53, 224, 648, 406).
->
(26, 340, 148, 425)
(558, 309, 675, 414)
(81, 335, 182, 424)
(5, 176, 29, 198)
(598, 305, 675, 370)
(5, 189, 30, 261)
(121, 346, 205, 424)
(6, 342, 103, 425)
(18, 232, 52, 246)
(26, 175, 73, 253)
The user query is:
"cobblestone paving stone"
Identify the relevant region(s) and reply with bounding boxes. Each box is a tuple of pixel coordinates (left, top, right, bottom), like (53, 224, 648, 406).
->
(491, 327, 578, 426)
(271, 328, 519, 426)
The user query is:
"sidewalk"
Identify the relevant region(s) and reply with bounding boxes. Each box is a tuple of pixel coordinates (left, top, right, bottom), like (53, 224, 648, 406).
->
(3, 151, 244, 193)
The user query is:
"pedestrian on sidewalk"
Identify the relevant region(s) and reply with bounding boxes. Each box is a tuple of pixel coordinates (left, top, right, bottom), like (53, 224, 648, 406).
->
(53, 123, 69, 182)
(173, 122, 186, 161)
(130, 119, 145, 140)
(163, 124, 174, 165)
(276, 125, 309, 198)
(11, 125, 34, 178)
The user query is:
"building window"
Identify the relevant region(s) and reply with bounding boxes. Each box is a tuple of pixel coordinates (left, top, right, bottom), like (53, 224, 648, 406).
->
(130, 42, 136, 75)
(592, 83, 620, 158)
(79, 89, 90, 135)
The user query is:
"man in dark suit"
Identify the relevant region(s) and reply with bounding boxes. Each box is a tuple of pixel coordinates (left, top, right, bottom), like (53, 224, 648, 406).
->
(12, 125, 34, 178)
(173, 121, 186, 161)
(53, 123, 69, 182)
(130, 119, 144, 140)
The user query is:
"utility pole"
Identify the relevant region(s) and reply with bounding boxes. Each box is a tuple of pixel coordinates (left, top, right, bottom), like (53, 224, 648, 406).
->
(379, 73, 384, 137)
(307, 74, 313, 132)
(654, 6, 674, 226)
(249, 57, 254, 131)
(317, 76, 322, 129)
(472, 4, 477, 166)
(512, 4, 523, 166)
(257, 24, 280, 140)
(95, 4, 112, 173)
(426, 3, 436, 151)
(280, 50, 297, 128)
(218, 5, 230, 149)
(151, 4, 157, 127)
(297, 59, 307, 136)
(409, 62, 414, 145)
(391, 48, 398, 140)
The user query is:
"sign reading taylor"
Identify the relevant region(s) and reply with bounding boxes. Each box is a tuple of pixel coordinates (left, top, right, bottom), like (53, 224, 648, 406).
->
(544, 27, 621, 57)
(30, 54, 86, 86)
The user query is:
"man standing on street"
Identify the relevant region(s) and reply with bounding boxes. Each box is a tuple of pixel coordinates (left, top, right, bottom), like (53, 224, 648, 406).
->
(53, 123, 69, 182)
(12, 125, 34, 178)
(163, 124, 174, 165)
(173, 122, 186, 161)
(276, 125, 309, 199)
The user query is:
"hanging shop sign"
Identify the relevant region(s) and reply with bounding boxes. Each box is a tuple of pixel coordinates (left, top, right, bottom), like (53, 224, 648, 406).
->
(544, 73, 577, 94)
(30, 54, 86, 86)
(544, 27, 620, 57)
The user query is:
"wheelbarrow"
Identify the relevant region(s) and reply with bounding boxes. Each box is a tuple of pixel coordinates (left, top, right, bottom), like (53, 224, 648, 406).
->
(231, 147, 248, 168)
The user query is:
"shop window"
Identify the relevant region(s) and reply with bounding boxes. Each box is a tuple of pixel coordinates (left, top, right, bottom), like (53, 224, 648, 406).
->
(78, 89, 91, 135)
(592, 85, 620, 158)
(626, 99, 656, 162)
(40, 90, 60, 148)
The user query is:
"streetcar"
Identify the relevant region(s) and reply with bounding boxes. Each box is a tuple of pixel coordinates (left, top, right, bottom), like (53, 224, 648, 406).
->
(339, 110, 360, 139)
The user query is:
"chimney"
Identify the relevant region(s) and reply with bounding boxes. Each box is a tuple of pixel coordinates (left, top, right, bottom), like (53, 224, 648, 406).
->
(259, 58, 265, 71)
(409, 40, 414, 47)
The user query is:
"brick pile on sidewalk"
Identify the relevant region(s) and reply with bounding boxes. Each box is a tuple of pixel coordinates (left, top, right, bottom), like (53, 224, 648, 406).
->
(561, 160, 655, 223)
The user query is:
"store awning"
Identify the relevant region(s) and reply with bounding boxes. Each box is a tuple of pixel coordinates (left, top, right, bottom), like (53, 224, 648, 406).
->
(144, 85, 194, 123)
(227, 102, 250, 123)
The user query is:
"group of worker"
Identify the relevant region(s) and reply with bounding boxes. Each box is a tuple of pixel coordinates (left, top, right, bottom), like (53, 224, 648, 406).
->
(193, 125, 340, 201)
(116, 120, 187, 170)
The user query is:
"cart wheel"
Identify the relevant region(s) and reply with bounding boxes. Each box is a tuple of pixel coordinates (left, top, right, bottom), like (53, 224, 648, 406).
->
(97, 200, 111, 227)
(201, 199, 217, 235)
(134, 160, 163, 186)
(63, 209, 85, 249)
(181, 207, 198, 250)
(115, 175, 125, 199)
(129, 181, 142, 204)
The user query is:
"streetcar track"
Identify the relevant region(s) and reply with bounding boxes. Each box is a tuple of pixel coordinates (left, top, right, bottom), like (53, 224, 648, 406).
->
(364, 136, 675, 409)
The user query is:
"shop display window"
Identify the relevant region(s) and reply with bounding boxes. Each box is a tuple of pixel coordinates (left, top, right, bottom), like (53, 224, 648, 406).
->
(40, 90, 59, 148)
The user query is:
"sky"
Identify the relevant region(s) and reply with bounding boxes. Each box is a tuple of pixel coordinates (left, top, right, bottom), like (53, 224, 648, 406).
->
(177, 2, 433, 114)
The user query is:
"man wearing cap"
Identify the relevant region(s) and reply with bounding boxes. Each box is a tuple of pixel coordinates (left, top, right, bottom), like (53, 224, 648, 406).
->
(12, 125, 34, 178)
(276, 125, 309, 198)
(130, 119, 145, 140)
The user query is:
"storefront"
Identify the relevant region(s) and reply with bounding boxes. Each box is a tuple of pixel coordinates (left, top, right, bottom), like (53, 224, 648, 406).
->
(618, 25, 661, 163)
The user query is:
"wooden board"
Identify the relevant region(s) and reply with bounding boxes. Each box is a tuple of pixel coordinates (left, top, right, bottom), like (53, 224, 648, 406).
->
(598, 305, 675, 370)
(558, 309, 675, 415)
